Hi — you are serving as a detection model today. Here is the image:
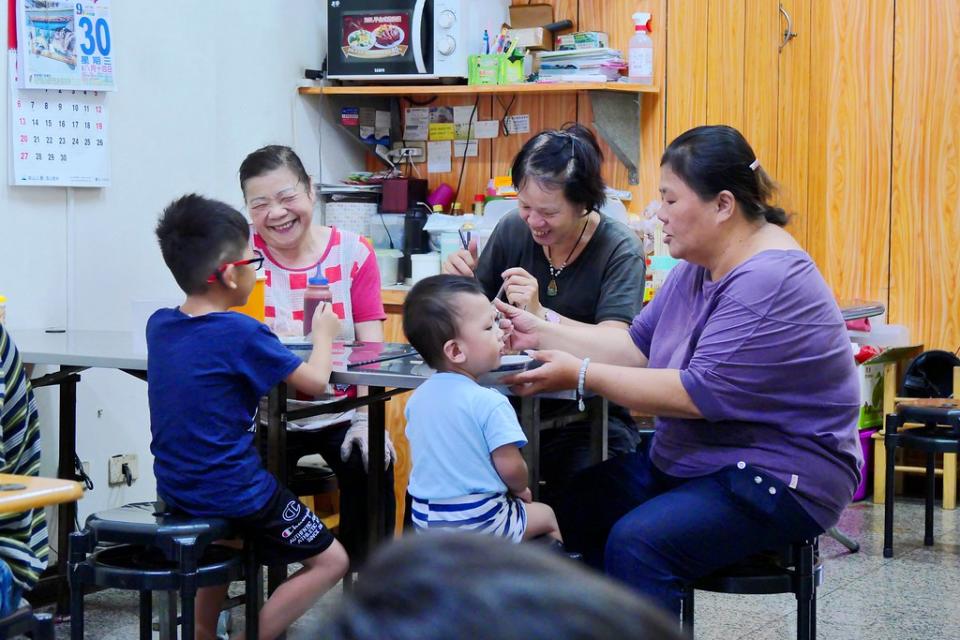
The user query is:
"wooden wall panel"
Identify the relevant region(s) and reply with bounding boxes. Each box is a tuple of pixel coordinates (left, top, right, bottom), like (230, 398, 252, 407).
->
(890, 2, 960, 350)
(665, 0, 709, 143)
(741, 0, 779, 182)
(577, 0, 666, 206)
(776, 0, 811, 246)
(494, 0, 579, 181)
(705, 0, 746, 128)
(490, 93, 579, 179)
(805, 0, 892, 303)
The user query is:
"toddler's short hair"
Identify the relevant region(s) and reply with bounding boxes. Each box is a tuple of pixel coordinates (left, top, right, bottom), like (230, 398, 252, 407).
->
(403, 275, 486, 370)
(155, 194, 250, 295)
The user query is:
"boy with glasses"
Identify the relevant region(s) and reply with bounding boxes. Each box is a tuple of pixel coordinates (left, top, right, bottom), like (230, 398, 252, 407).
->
(149, 194, 348, 640)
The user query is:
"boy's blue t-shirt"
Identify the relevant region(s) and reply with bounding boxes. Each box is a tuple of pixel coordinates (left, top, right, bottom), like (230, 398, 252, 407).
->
(146, 308, 303, 517)
(404, 372, 527, 499)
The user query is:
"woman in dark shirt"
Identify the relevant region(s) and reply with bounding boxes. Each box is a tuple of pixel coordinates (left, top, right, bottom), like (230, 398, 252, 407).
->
(443, 123, 647, 504)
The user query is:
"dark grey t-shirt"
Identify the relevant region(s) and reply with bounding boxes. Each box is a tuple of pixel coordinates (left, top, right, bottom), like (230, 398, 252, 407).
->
(475, 212, 646, 324)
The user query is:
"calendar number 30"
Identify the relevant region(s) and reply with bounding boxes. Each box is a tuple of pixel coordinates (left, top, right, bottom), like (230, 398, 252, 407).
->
(77, 15, 111, 57)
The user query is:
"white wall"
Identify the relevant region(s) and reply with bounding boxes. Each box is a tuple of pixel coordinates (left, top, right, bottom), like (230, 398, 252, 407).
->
(0, 1, 326, 525)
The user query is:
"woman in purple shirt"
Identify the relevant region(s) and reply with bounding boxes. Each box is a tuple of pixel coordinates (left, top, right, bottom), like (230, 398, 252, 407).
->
(499, 125, 862, 617)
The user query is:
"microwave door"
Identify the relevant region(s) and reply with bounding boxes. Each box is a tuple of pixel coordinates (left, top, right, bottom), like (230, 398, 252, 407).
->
(412, 0, 426, 73)
(327, 1, 433, 79)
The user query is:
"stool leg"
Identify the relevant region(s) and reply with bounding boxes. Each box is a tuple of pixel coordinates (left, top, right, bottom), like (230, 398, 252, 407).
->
(883, 425, 898, 558)
(944, 453, 957, 510)
(873, 432, 887, 504)
(69, 571, 85, 640)
(139, 590, 152, 640)
(925, 452, 936, 546)
(680, 586, 694, 637)
(795, 543, 815, 640)
(245, 542, 260, 640)
(34, 612, 55, 640)
(181, 584, 196, 640)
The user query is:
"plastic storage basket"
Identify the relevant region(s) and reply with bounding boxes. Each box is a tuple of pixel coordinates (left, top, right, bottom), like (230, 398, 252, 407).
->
(322, 197, 378, 238)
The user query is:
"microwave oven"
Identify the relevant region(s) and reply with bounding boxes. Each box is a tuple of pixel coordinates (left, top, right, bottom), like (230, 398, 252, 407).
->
(327, 0, 511, 81)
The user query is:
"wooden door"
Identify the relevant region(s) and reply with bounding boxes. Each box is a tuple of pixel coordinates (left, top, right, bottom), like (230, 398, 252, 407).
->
(805, 0, 893, 303)
(889, 1, 960, 350)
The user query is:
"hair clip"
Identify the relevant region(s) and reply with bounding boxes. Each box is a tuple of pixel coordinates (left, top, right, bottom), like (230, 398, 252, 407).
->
(749, 159, 761, 171)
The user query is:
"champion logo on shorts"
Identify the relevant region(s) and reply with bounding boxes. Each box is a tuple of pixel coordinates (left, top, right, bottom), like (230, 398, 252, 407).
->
(282, 501, 301, 522)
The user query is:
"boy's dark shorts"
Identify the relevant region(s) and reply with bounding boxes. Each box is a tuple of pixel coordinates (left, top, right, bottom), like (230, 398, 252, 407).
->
(235, 484, 336, 565)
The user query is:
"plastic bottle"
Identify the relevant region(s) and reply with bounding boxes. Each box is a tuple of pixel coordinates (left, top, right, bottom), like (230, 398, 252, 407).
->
(302, 276, 333, 336)
(473, 194, 485, 216)
(628, 13, 653, 84)
(432, 203, 444, 215)
(451, 201, 462, 216)
(0, 295, 6, 325)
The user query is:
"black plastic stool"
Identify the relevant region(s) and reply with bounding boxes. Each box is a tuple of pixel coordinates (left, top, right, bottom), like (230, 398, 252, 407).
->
(681, 539, 821, 640)
(883, 404, 960, 558)
(68, 501, 260, 640)
(0, 604, 54, 639)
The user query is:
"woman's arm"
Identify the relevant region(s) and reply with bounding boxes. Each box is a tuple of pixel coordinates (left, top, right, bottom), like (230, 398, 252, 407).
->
(354, 320, 384, 342)
(505, 350, 700, 419)
(586, 362, 700, 418)
(498, 300, 647, 367)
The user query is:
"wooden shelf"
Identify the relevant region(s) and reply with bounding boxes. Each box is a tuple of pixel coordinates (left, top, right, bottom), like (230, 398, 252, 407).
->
(299, 82, 657, 97)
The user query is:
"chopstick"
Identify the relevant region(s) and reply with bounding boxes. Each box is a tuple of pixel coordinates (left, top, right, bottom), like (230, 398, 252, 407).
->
(492, 280, 508, 321)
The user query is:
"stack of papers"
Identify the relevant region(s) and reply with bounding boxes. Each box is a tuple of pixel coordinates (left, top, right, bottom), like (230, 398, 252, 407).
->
(535, 48, 626, 83)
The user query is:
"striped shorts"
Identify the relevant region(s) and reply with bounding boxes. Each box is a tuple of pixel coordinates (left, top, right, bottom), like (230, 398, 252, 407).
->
(410, 492, 528, 542)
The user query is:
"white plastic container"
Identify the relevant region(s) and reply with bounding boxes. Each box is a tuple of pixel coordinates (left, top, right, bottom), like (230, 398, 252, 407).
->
(375, 249, 403, 285)
(848, 323, 910, 348)
(409, 252, 441, 285)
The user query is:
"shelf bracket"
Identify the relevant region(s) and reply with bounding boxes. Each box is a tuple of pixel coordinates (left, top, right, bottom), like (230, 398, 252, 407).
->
(588, 90, 641, 185)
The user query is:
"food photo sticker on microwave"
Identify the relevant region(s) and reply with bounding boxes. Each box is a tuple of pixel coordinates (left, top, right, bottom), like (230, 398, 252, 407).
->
(342, 13, 410, 60)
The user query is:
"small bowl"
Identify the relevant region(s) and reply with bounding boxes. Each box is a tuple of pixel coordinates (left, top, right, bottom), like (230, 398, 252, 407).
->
(478, 354, 537, 386)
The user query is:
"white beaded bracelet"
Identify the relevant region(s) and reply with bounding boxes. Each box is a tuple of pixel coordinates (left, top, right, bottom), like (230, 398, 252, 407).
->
(576, 357, 590, 412)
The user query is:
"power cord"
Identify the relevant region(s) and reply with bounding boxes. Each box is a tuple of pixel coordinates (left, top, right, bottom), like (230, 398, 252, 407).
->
(497, 94, 518, 136)
(453, 96, 480, 204)
(74, 453, 94, 490)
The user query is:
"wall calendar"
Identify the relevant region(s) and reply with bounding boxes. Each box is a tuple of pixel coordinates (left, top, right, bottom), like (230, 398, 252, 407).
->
(8, 54, 110, 186)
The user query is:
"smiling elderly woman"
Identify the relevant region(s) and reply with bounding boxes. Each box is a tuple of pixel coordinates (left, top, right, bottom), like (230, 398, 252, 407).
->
(499, 125, 862, 619)
(239, 145, 393, 562)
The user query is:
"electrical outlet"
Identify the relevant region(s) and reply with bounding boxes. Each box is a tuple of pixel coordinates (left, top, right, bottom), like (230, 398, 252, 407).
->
(108, 454, 138, 486)
(392, 141, 426, 163)
(81, 460, 91, 477)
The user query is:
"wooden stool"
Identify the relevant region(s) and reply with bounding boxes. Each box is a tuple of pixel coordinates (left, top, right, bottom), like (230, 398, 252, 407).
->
(873, 363, 959, 509)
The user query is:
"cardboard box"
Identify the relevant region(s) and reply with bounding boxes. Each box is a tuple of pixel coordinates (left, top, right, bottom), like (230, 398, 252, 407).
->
(509, 4, 556, 51)
(855, 345, 923, 428)
(509, 27, 551, 51)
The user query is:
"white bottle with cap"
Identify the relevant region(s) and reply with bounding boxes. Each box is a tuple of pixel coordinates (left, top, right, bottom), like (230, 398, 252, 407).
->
(628, 12, 654, 84)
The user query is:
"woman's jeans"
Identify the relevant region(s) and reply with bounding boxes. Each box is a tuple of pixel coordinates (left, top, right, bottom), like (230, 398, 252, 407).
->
(557, 448, 823, 616)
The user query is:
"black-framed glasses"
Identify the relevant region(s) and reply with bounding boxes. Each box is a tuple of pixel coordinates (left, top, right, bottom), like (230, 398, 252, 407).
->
(207, 249, 264, 283)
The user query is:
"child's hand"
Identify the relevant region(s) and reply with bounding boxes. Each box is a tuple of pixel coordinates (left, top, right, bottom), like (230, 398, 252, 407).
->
(310, 302, 341, 343)
(514, 487, 533, 503)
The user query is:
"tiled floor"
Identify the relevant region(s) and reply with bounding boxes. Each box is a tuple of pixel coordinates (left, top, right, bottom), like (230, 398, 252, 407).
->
(41, 496, 960, 639)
